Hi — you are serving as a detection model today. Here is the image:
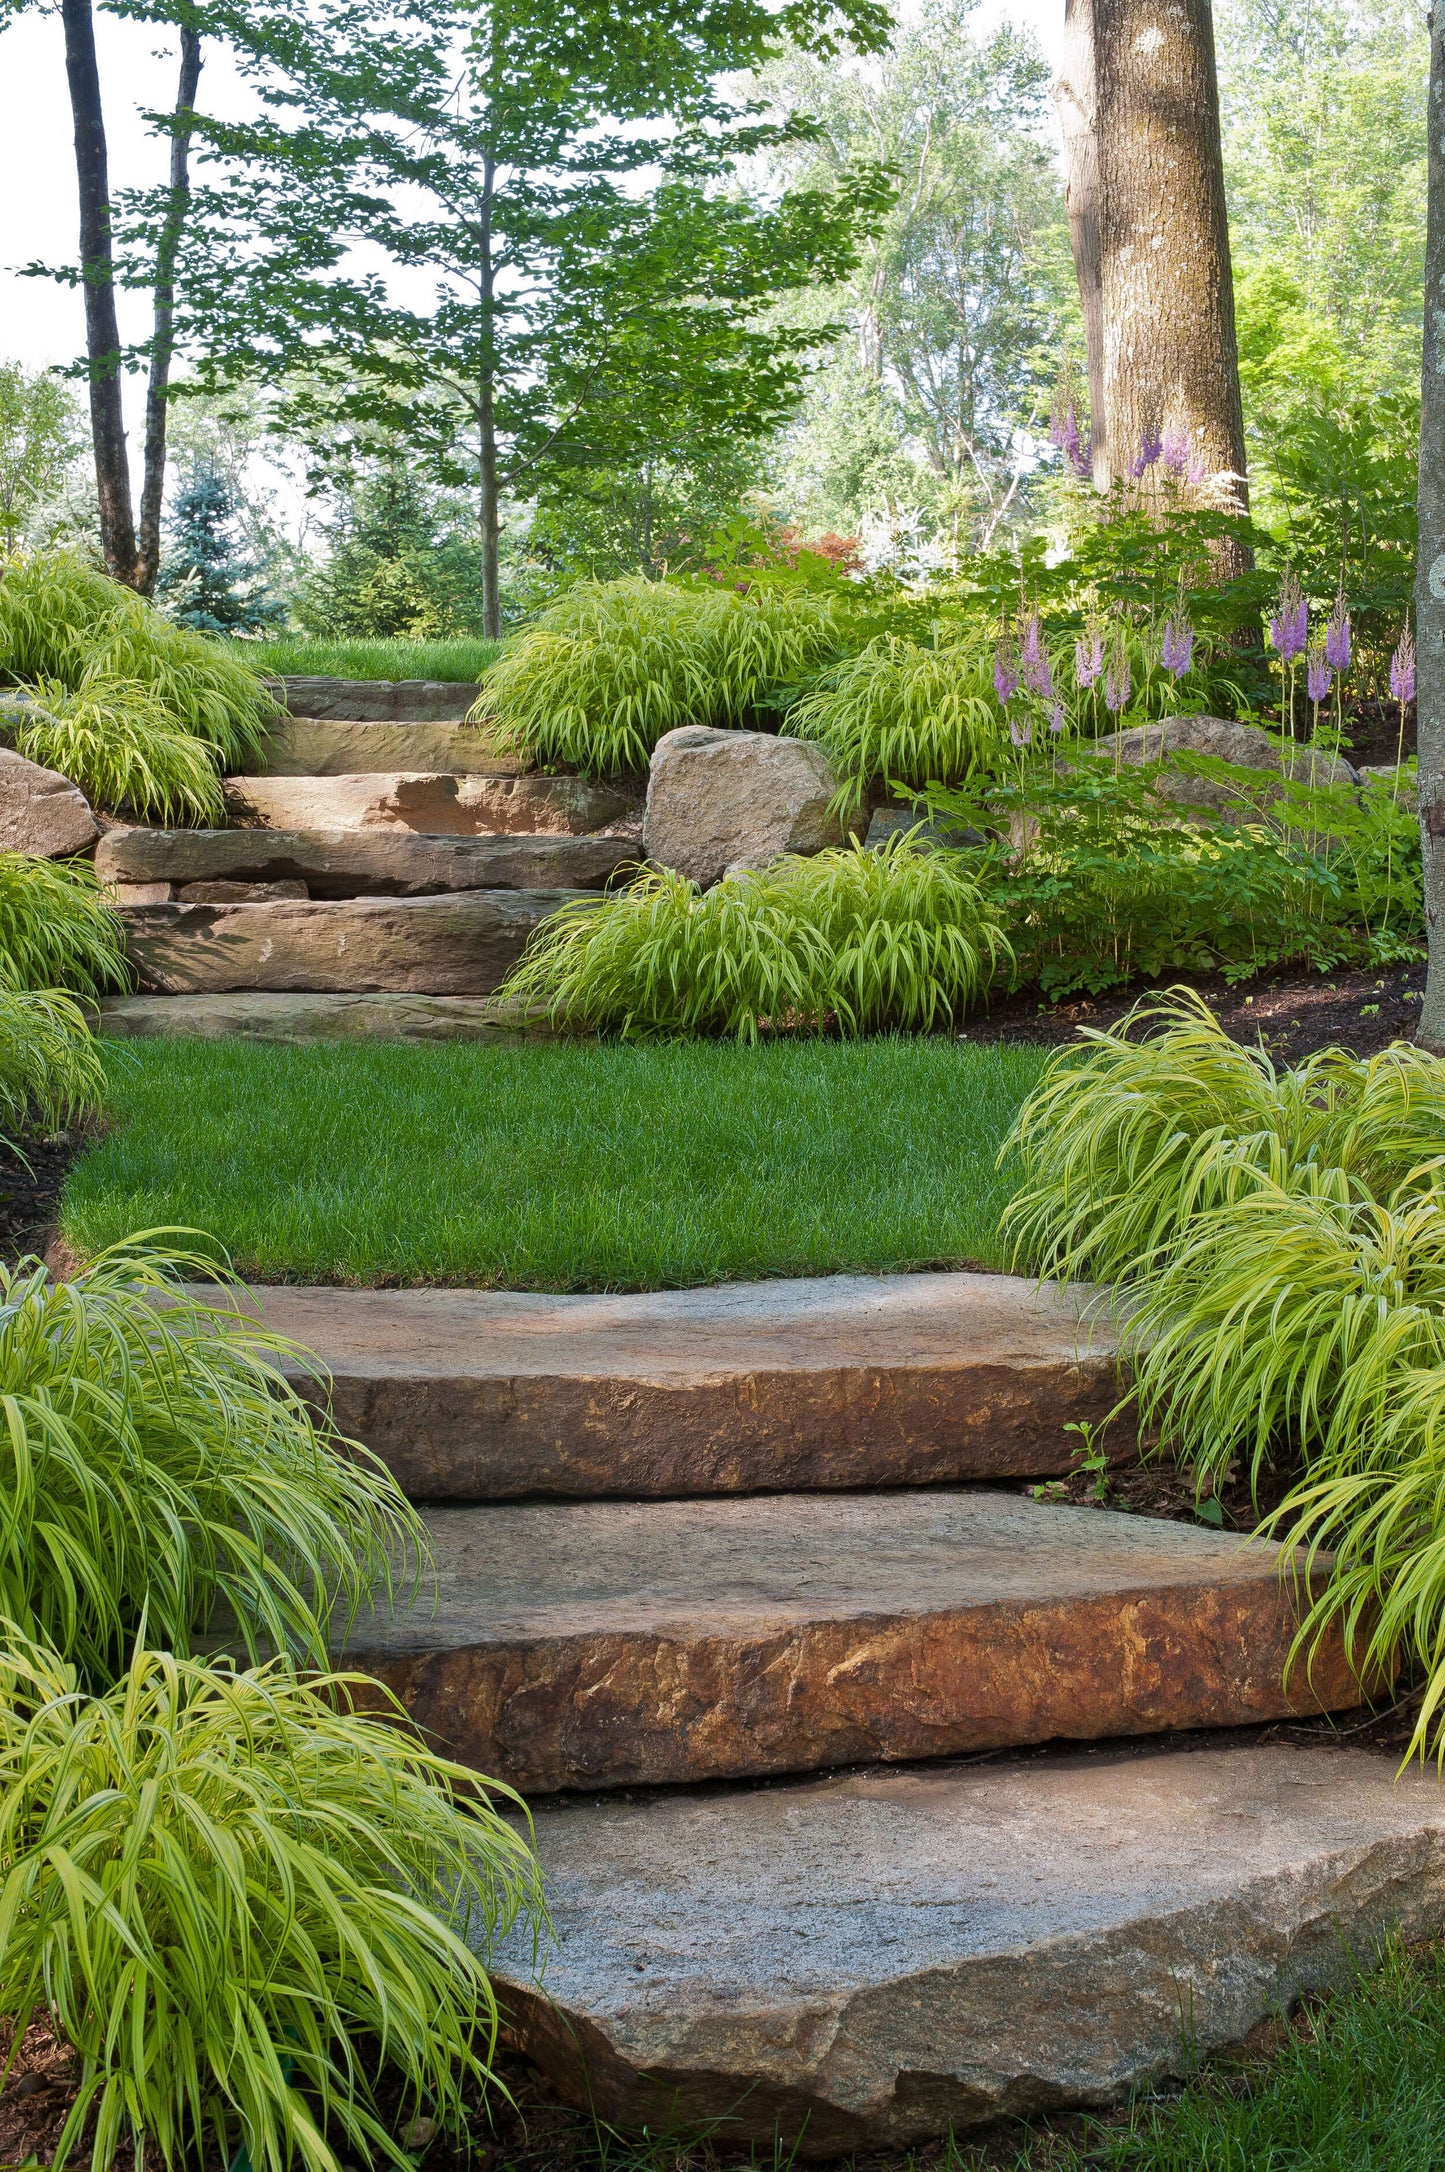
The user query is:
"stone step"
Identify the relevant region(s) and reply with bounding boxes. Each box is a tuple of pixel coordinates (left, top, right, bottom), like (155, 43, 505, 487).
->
(344, 1490, 1361, 1793)
(96, 992, 551, 1043)
(259, 717, 511, 777)
(224, 771, 634, 836)
(97, 826, 634, 898)
(276, 675, 482, 721)
(488, 1739, 1445, 2153)
(118, 891, 587, 996)
(220, 1271, 1131, 1500)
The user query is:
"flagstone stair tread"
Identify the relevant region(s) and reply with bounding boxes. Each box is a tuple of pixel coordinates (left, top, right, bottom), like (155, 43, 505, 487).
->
(212, 1270, 1133, 1497)
(485, 1740, 1445, 2152)
(257, 717, 513, 776)
(96, 991, 549, 1042)
(224, 770, 635, 835)
(97, 825, 634, 896)
(341, 1489, 1361, 1791)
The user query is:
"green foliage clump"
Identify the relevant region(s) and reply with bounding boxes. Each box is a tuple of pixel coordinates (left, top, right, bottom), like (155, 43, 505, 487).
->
(478, 576, 845, 775)
(0, 1638, 542, 2172)
(0, 852, 128, 998)
(1004, 994, 1445, 1762)
(0, 1241, 419, 1688)
(504, 834, 1010, 1039)
(926, 750, 1422, 997)
(0, 553, 276, 818)
(0, 991, 107, 1135)
(786, 636, 1003, 811)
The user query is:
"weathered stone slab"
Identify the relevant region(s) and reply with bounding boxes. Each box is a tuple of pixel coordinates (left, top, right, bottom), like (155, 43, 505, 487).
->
(98, 992, 550, 1043)
(0, 746, 99, 857)
(490, 1742, 1445, 2152)
(224, 772, 634, 836)
(1093, 715, 1358, 819)
(97, 825, 635, 897)
(258, 716, 512, 776)
(345, 1491, 1361, 1792)
(177, 879, 308, 903)
(277, 676, 483, 722)
(118, 891, 589, 995)
(645, 726, 842, 884)
(218, 1271, 1134, 1499)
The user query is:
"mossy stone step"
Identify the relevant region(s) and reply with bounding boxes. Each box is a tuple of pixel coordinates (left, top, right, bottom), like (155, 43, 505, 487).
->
(217, 1271, 1133, 1500)
(97, 825, 634, 897)
(343, 1489, 1361, 1792)
(488, 1740, 1445, 2152)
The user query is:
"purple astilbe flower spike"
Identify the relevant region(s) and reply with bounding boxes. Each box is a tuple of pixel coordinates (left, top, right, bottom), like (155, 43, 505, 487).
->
(1324, 596, 1351, 673)
(1160, 613, 1194, 679)
(1268, 571, 1308, 663)
(1391, 628, 1416, 706)
(993, 643, 1020, 703)
(1048, 701, 1066, 735)
(1019, 613, 1043, 667)
(1160, 424, 1191, 477)
(1075, 630, 1105, 687)
(1104, 656, 1132, 714)
(1019, 617, 1054, 699)
(1130, 430, 1162, 479)
(1306, 642, 1332, 705)
(1009, 719, 1032, 749)
(1070, 434, 1093, 479)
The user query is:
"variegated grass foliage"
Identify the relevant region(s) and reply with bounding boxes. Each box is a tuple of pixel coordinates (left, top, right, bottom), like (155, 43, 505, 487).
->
(0, 1239, 421, 1688)
(0, 552, 275, 821)
(503, 834, 1011, 1040)
(0, 1639, 543, 2172)
(0, 852, 128, 997)
(785, 636, 1006, 814)
(0, 991, 107, 1135)
(476, 576, 844, 776)
(1005, 991, 1445, 1757)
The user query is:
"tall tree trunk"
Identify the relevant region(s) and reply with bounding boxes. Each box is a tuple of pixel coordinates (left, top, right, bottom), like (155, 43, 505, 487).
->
(477, 158, 501, 640)
(1054, 0, 1108, 489)
(136, 26, 203, 598)
(1416, 5, 1445, 1053)
(1094, 0, 1249, 571)
(62, 0, 138, 586)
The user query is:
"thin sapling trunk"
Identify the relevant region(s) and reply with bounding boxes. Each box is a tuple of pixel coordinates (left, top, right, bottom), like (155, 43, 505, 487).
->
(136, 25, 203, 597)
(1419, 5, 1445, 1051)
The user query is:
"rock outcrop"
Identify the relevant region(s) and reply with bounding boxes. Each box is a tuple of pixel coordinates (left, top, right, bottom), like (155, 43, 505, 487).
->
(644, 727, 841, 885)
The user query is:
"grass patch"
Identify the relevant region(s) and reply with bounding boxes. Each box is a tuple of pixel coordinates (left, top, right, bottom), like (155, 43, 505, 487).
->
(60, 1036, 1046, 1288)
(237, 636, 504, 683)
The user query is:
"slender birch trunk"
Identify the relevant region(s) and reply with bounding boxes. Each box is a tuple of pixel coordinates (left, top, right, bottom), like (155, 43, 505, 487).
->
(136, 26, 203, 597)
(1054, 0, 1108, 489)
(477, 157, 502, 640)
(1415, 6, 1445, 1051)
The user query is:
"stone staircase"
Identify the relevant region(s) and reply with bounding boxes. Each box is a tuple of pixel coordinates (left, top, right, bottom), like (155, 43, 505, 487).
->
(211, 1269, 1445, 2154)
(97, 678, 637, 1041)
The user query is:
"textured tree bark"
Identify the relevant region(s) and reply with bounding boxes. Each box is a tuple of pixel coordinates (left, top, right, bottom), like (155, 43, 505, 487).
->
(1416, 8, 1445, 1053)
(62, 0, 139, 587)
(1094, 0, 1249, 569)
(1053, 0, 1109, 489)
(136, 27, 203, 597)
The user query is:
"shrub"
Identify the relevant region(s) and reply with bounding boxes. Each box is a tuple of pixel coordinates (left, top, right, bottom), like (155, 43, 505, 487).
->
(785, 637, 1005, 813)
(1003, 994, 1445, 1759)
(503, 834, 1011, 1039)
(0, 1240, 420, 1687)
(16, 677, 226, 825)
(0, 991, 107, 1136)
(0, 1639, 543, 2172)
(0, 852, 128, 997)
(477, 576, 844, 775)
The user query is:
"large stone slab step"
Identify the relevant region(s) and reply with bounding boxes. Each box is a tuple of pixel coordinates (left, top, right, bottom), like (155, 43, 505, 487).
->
(259, 717, 511, 777)
(225, 772, 634, 837)
(489, 1740, 1445, 2152)
(119, 891, 586, 996)
(96, 992, 551, 1043)
(276, 676, 482, 722)
(345, 1491, 1360, 1792)
(97, 826, 634, 898)
(221, 1271, 1131, 1500)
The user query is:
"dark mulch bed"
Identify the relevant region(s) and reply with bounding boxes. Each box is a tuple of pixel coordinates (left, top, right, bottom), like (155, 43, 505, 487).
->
(964, 958, 1428, 1063)
(1342, 697, 1416, 770)
(0, 1129, 83, 1272)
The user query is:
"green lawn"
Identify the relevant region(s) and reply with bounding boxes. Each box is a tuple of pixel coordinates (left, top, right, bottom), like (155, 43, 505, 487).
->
(231, 635, 505, 683)
(62, 1036, 1047, 1288)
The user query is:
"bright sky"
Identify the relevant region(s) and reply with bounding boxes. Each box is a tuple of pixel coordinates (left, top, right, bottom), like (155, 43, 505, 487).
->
(0, 0, 1065, 453)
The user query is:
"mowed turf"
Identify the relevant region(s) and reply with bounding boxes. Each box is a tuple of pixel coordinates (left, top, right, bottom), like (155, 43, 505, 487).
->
(237, 634, 504, 683)
(62, 1036, 1048, 1289)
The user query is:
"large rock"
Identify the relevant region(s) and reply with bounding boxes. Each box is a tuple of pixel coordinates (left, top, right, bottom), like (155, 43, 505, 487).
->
(97, 825, 635, 898)
(490, 1741, 1445, 2152)
(224, 772, 633, 837)
(346, 1490, 1361, 1793)
(644, 727, 842, 885)
(96, 992, 548, 1044)
(1094, 715, 1358, 819)
(258, 717, 513, 776)
(117, 890, 592, 996)
(215, 1269, 1134, 1500)
(0, 746, 98, 857)
(277, 676, 481, 722)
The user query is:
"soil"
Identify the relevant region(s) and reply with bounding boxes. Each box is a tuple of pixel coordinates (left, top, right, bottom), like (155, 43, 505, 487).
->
(0, 1128, 83, 1273)
(1342, 696, 1416, 770)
